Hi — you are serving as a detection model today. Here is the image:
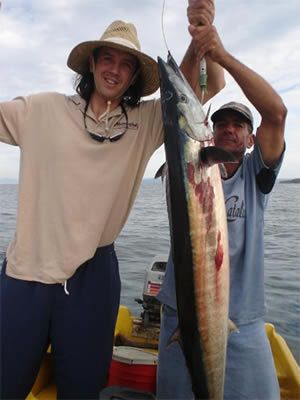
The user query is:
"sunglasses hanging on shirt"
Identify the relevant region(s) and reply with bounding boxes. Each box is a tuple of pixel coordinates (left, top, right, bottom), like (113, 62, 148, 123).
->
(83, 102, 129, 143)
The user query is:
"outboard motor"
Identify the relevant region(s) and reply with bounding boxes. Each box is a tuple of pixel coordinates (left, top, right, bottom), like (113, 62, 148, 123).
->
(135, 255, 167, 327)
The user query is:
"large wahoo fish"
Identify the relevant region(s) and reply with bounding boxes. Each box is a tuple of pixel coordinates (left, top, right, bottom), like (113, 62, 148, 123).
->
(157, 53, 236, 400)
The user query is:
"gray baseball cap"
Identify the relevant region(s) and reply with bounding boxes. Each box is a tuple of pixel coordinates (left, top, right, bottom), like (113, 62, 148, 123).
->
(211, 102, 254, 131)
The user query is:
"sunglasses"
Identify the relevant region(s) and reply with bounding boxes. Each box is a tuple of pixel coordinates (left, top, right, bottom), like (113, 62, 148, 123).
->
(84, 102, 129, 143)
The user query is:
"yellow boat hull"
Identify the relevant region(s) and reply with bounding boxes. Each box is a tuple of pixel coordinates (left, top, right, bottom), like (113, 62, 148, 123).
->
(265, 323, 300, 399)
(26, 306, 300, 400)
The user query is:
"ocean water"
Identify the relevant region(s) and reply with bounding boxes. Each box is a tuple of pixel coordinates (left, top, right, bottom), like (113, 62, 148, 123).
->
(0, 180, 299, 364)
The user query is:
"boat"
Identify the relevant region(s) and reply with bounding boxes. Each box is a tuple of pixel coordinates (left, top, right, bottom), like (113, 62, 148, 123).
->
(26, 256, 300, 400)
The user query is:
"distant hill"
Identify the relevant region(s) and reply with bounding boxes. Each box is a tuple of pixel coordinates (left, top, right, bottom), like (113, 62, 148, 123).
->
(1, 177, 155, 184)
(279, 178, 300, 184)
(0, 178, 18, 184)
(1, 177, 299, 185)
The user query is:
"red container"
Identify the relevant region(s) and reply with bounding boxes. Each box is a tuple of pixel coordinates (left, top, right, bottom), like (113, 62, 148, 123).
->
(106, 346, 158, 394)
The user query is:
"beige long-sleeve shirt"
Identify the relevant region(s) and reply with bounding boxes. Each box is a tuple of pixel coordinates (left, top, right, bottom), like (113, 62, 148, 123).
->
(0, 93, 163, 283)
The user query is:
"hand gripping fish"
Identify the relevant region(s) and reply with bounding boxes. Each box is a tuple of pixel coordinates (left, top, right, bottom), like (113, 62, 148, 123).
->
(157, 52, 237, 400)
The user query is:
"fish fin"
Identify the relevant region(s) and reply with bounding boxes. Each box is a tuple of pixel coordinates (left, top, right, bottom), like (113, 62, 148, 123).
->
(228, 319, 240, 335)
(199, 146, 237, 167)
(154, 162, 168, 181)
(167, 327, 182, 347)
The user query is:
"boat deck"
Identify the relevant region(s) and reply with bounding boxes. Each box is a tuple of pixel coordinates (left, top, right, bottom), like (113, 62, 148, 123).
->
(27, 306, 300, 400)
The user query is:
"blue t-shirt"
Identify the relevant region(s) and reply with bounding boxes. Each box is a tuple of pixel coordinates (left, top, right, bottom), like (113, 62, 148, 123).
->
(157, 141, 284, 324)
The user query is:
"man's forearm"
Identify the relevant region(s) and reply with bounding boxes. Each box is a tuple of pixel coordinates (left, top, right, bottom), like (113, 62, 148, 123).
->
(219, 51, 286, 166)
(205, 55, 225, 103)
(219, 52, 286, 125)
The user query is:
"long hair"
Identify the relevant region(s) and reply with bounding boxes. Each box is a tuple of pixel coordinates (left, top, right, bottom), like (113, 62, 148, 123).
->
(74, 47, 144, 107)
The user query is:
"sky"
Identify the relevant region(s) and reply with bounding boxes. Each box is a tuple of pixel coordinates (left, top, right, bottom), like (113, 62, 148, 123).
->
(0, 0, 299, 181)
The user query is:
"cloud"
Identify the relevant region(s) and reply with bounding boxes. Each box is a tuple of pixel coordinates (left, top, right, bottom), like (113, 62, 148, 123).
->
(0, 0, 299, 179)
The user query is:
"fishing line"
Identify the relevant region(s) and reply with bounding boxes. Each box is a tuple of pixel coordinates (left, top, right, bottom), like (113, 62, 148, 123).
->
(161, 0, 170, 54)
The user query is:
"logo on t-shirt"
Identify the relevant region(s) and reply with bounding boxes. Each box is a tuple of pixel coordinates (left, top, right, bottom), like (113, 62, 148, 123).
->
(225, 195, 246, 222)
(114, 121, 138, 130)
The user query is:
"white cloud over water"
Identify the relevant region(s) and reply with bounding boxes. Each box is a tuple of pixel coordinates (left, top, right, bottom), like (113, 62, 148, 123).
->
(0, 0, 299, 180)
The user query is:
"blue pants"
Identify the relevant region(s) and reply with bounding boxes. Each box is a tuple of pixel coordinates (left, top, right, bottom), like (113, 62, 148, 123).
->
(1, 244, 121, 399)
(157, 305, 280, 400)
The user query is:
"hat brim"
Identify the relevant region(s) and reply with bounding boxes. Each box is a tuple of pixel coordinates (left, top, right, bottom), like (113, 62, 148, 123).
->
(211, 108, 253, 129)
(67, 40, 159, 97)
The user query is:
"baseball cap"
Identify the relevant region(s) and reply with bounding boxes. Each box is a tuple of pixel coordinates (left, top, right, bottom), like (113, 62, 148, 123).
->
(211, 102, 254, 131)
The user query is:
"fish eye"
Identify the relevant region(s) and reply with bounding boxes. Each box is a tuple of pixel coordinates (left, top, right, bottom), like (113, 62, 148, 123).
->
(179, 94, 188, 103)
(164, 90, 173, 101)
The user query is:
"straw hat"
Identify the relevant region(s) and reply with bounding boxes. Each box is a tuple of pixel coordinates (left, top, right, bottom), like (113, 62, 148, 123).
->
(67, 20, 159, 97)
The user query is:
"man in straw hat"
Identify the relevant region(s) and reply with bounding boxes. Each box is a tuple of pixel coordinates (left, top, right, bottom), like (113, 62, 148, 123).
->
(156, 10, 287, 400)
(0, 1, 225, 398)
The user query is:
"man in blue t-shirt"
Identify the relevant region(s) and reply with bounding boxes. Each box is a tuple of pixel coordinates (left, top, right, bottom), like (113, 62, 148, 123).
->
(156, 19, 287, 400)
